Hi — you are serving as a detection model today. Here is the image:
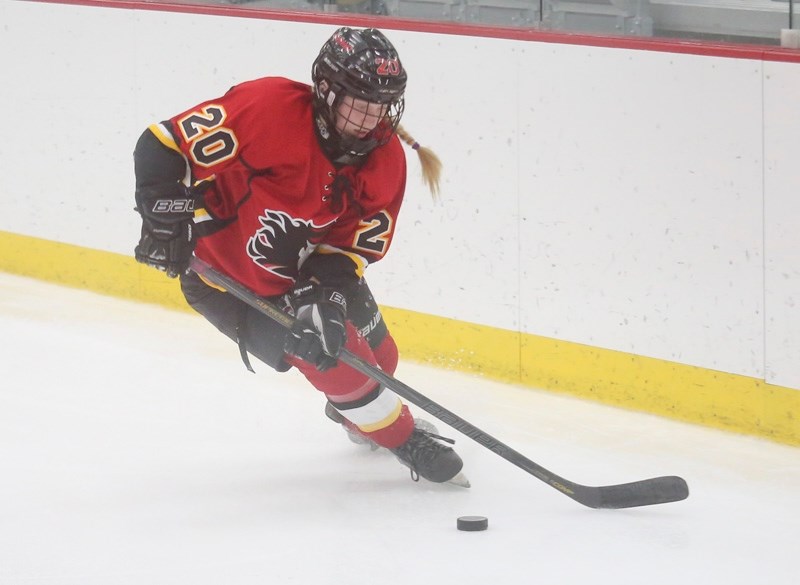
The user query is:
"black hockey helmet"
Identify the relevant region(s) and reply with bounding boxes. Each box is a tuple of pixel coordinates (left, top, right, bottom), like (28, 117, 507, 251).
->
(312, 27, 407, 165)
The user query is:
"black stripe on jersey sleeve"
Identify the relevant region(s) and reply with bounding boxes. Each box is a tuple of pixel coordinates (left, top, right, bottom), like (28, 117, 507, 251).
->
(133, 123, 186, 190)
(299, 251, 362, 290)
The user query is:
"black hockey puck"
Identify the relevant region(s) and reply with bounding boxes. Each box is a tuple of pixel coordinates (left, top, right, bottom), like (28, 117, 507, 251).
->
(457, 516, 488, 531)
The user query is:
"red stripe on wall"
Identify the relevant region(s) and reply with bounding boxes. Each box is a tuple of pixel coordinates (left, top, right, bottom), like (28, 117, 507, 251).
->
(25, 0, 800, 62)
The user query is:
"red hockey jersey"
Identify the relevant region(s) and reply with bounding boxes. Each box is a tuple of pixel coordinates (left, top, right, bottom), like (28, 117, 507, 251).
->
(151, 77, 407, 297)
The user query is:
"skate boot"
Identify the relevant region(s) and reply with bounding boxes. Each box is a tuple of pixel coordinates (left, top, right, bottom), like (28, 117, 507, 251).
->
(325, 401, 469, 487)
(325, 401, 380, 451)
(391, 425, 468, 486)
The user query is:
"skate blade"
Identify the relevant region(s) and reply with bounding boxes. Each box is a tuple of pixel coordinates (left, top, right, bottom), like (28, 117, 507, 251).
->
(447, 472, 471, 488)
(346, 432, 381, 451)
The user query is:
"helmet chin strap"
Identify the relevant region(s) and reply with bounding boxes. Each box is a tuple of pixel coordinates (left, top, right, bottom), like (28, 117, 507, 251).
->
(313, 112, 370, 167)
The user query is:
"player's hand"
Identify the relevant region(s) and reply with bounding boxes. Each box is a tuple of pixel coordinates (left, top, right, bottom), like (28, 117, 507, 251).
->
(285, 280, 347, 371)
(134, 181, 199, 278)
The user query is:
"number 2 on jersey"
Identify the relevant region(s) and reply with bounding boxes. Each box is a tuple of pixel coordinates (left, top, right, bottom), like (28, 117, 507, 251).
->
(354, 211, 393, 255)
(177, 105, 239, 168)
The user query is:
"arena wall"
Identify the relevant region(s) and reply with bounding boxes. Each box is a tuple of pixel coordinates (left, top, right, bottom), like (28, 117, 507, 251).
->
(1, 0, 798, 444)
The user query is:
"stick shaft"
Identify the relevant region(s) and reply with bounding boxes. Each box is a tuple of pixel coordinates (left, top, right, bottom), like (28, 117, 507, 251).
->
(188, 256, 689, 509)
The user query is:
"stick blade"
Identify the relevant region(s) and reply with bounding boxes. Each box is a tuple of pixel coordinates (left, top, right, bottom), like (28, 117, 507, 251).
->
(573, 475, 690, 509)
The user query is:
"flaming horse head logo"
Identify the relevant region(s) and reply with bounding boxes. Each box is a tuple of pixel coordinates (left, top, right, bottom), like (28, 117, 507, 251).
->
(246, 210, 328, 280)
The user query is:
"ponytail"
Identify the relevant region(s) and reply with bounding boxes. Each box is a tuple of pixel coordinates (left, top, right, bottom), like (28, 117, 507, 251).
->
(396, 125, 442, 199)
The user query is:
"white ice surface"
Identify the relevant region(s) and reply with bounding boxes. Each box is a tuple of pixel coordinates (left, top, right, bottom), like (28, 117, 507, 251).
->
(1, 272, 798, 585)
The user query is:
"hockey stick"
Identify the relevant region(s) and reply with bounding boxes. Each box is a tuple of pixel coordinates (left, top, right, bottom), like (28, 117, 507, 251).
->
(189, 256, 689, 509)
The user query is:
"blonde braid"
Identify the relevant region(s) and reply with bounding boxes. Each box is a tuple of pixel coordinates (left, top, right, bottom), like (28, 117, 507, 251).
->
(396, 124, 442, 199)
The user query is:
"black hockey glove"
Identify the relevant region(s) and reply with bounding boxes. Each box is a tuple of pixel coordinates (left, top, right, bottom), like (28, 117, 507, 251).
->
(134, 182, 198, 278)
(285, 280, 347, 371)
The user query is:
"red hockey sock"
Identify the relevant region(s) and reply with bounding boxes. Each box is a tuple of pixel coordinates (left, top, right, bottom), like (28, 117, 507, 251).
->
(372, 333, 399, 375)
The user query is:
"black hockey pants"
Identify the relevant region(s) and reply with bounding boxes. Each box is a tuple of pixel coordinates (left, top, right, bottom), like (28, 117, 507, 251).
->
(179, 270, 390, 373)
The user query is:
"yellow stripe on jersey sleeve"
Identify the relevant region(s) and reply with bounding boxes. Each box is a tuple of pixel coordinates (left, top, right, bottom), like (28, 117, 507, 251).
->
(191, 176, 216, 224)
(197, 273, 227, 292)
(193, 208, 212, 223)
(148, 122, 182, 154)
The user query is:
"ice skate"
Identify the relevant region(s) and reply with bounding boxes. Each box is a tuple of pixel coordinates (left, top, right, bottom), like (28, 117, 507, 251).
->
(325, 401, 443, 452)
(391, 425, 469, 487)
(325, 401, 469, 487)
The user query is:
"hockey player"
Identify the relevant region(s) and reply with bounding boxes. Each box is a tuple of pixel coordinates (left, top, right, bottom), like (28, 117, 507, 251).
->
(133, 27, 466, 486)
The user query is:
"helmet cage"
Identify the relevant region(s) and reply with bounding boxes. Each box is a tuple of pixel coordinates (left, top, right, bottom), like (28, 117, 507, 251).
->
(318, 84, 405, 157)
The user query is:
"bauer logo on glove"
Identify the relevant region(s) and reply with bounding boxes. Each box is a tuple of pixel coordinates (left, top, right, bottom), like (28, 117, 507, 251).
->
(151, 198, 195, 214)
(327, 291, 347, 312)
